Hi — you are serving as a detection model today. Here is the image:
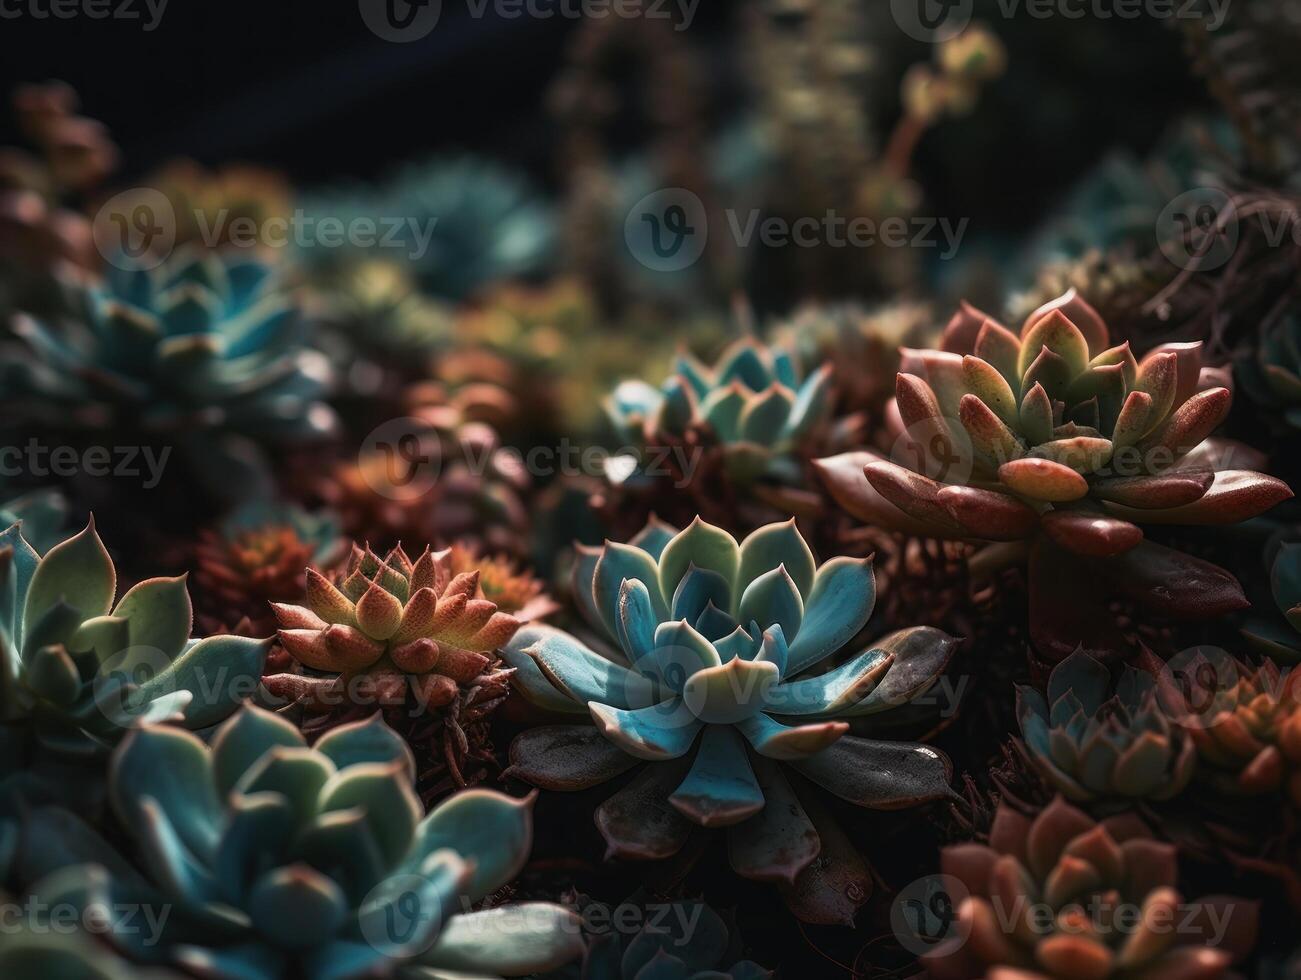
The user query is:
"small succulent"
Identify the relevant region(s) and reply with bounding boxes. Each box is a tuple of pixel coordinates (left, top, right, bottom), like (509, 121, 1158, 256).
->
(0, 248, 337, 499)
(923, 796, 1257, 979)
(1017, 651, 1195, 803)
(300, 156, 555, 302)
(268, 543, 523, 714)
(0, 519, 269, 764)
(313, 259, 454, 368)
(818, 290, 1291, 662)
(605, 338, 832, 484)
(547, 894, 771, 980)
(504, 516, 956, 924)
(0, 483, 67, 553)
(1237, 312, 1301, 430)
(28, 706, 583, 979)
(1243, 531, 1301, 664)
(1160, 649, 1301, 807)
(444, 542, 558, 623)
(193, 501, 345, 636)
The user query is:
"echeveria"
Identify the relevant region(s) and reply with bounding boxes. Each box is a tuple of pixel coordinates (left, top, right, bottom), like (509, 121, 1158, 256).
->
(1243, 532, 1301, 664)
(29, 706, 583, 980)
(1236, 312, 1301, 430)
(267, 543, 522, 714)
(924, 797, 1257, 979)
(605, 338, 832, 483)
(503, 516, 956, 924)
(818, 291, 1290, 662)
(1017, 651, 1194, 803)
(0, 519, 269, 763)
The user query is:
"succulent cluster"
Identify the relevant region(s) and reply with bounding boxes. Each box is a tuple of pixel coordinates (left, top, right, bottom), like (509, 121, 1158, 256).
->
(923, 797, 1257, 979)
(504, 516, 956, 923)
(1164, 649, 1301, 806)
(1018, 651, 1195, 804)
(268, 543, 522, 713)
(0, 520, 268, 798)
(26, 706, 582, 979)
(605, 338, 832, 485)
(193, 502, 344, 636)
(0, 249, 336, 498)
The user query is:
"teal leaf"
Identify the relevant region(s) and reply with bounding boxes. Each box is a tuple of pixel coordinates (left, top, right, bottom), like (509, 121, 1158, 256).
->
(617, 578, 661, 670)
(111, 726, 221, 863)
(668, 726, 765, 827)
(739, 386, 795, 444)
(594, 542, 668, 641)
(407, 789, 534, 902)
(738, 566, 804, 642)
(590, 698, 703, 761)
(0, 522, 40, 641)
(214, 794, 296, 905)
(738, 520, 817, 599)
(500, 626, 592, 715)
(234, 748, 335, 829)
(315, 714, 415, 783)
(526, 631, 664, 710)
(318, 761, 421, 868)
(657, 519, 741, 611)
(420, 903, 585, 975)
(734, 713, 849, 760)
(784, 558, 876, 677)
(291, 809, 387, 907)
(653, 620, 722, 691)
(111, 576, 194, 660)
(727, 756, 820, 884)
(24, 520, 116, 637)
(671, 566, 733, 627)
(681, 657, 778, 725)
(247, 865, 348, 950)
(763, 648, 891, 717)
(133, 633, 271, 729)
(210, 706, 307, 800)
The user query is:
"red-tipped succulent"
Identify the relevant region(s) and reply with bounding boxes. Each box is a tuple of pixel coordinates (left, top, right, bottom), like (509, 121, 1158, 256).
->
(818, 290, 1291, 662)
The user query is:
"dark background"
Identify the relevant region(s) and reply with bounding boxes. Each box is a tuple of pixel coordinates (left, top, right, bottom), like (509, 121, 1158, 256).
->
(1, 0, 1208, 239)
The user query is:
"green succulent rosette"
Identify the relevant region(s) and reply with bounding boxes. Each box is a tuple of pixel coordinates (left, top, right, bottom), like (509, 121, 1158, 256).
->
(0, 248, 337, 499)
(0, 519, 269, 805)
(1236, 312, 1301, 431)
(604, 338, 832, 485)
(502, 516, 956, 925)
(26, 706, 583, 980)
(1243, 530, 1301, 664)
(1017, 651, 1195, 803)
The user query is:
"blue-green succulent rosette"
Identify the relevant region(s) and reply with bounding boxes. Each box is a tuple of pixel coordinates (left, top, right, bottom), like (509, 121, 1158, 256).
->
(26, 706, 584, 980)
(0, 519, 269, 808)
(1017, 650, 1195, 804)
(0, 248, 337, 501)
(1243, 529, 1301, 664)
(604, 339, 832, 487)
(502, 516, 957, 925)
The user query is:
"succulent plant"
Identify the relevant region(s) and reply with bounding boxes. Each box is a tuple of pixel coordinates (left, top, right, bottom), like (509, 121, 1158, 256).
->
(923, 796, 1258, 979)
(547, 894, 771, 980)
(443, 542, 558, 623)
(1243, 530, 1301, 664)
(0, 248, 337, 500)
(605, 338, 832, 485)
(503, 515, 956, 924)
(193, 501, 345, 637)
(0, 919, 173, 980)
(1236, 312, 1301, 431)
(818, 290, 1291, 662)
(300, 156, 555, 302)
(1159, 649, 1301, 807)
(27, 706, 583, 979)
(1017, 651, 1195, 804)
(0, 484, 67, 553)
(0, 519, 269, 803)
(267, 543, 523, 715)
